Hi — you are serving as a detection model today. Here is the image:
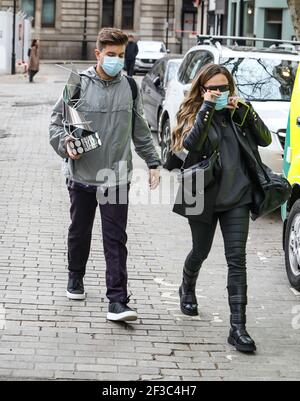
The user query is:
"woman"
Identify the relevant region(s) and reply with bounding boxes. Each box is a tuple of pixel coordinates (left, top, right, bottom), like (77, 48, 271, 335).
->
(172, 63, 272, 353)
(28, 39, 40, 83)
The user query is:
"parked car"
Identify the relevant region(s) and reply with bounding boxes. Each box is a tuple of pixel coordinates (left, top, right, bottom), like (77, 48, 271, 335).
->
(141, 55, 183, 131)
(282, 63, 300, 291)
(159, 37, 300, 168)
(134, 40, 168, 74)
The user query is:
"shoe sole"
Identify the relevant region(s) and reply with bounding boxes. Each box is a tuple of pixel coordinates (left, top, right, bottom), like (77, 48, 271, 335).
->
(66, 290, 86, 300)
(180, 305, 199, 316)
(107, 311, 138, 322)
(228, 336, 256, 353)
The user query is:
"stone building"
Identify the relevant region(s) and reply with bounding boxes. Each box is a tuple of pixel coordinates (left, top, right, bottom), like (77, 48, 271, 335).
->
(226, 0, 295, 42)
(0, 0, 199, 59)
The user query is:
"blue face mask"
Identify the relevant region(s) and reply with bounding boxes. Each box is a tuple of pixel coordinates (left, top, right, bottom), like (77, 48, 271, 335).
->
(215, 91, 230, 111)
(102, 56, 124, 77)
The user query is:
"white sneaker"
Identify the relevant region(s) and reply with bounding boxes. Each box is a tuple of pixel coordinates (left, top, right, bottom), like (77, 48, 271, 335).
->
(66, 277, 86, 300)
(107, 302, 138, 322)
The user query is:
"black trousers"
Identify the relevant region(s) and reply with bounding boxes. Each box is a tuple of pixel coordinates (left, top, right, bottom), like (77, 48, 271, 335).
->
(67, 183, 130, 303)
(125, 59, 135, 77)
(185, 205, 250, 287)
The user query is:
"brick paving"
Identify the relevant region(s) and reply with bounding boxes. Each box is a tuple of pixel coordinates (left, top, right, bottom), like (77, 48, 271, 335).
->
(0, 64, 300, 381)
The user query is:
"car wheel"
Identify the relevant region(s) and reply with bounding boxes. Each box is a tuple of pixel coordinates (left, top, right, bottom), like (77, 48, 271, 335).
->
(284, 199, 300, 291)
(161, 118, 171, 166)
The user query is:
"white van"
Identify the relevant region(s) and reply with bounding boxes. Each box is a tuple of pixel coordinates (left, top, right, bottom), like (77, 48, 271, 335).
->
(159, 36, 300, 171)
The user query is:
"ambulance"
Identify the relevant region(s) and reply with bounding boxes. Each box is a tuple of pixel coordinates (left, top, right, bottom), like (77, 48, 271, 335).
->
(282, 64, 300, 291)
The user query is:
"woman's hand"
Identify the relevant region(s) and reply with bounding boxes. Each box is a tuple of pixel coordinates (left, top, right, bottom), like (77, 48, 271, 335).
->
(203, 89, 221, 103)
(227, 96, 241, 110)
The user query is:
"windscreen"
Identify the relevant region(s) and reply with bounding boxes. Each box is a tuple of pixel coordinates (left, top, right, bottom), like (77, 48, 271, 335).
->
(138, 42, 166, 53)
(220, 57, 299, 101)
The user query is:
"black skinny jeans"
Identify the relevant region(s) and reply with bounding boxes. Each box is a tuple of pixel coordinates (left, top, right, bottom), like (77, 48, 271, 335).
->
(185, 205, 250, 287)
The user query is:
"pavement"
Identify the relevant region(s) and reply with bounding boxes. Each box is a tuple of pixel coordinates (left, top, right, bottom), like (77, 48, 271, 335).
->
(0, 64, 300, 381)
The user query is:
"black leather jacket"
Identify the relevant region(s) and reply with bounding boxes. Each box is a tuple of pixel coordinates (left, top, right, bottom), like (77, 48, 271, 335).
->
(174, 101, 272, 223)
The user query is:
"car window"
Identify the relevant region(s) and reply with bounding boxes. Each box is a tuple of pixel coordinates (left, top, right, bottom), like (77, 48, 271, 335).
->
(150, 60, 165, 83)
(157, 62, 166, 81)
(165, 60, 182, 84)
(178, 51, 195, 83)
(220, 57, 299, 101)
(182, 51, 214, 84)
(160, 43, 167, 53)
(150, 60, 162, 78)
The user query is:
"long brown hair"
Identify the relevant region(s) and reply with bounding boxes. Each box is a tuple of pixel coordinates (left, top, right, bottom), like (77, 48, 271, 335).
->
(31, 39, 38, 48)
(171, 63, 236, 152)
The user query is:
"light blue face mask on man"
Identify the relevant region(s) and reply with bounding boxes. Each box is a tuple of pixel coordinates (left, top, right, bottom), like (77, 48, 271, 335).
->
(102, 56, 124, 77)
(215, 91, 230, 111)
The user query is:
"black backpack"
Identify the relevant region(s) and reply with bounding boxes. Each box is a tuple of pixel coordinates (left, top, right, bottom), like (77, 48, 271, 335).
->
(125, 75, 138, 135)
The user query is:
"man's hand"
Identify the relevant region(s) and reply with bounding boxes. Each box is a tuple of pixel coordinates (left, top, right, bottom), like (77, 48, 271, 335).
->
(65, 136, 82, 160)
(149, 168, 161, 190)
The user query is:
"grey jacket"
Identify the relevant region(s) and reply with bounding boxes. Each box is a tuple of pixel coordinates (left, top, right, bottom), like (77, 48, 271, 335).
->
(49, 66, 160, 186)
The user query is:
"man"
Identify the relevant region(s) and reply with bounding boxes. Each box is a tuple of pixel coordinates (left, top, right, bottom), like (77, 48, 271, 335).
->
(125, 34, 139, 77)
(49, 28, 161, 322)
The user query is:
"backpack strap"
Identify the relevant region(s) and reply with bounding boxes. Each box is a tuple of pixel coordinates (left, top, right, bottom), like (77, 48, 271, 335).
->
(125, 75, 138, 137)
(125, 75, 138, 102)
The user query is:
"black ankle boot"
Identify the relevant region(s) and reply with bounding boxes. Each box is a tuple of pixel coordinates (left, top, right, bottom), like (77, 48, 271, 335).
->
(179, 266, 199, 316)
(227, 285, 256, 353)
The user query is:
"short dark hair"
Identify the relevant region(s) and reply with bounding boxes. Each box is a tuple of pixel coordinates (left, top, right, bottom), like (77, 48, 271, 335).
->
(96, 28, 128, 50)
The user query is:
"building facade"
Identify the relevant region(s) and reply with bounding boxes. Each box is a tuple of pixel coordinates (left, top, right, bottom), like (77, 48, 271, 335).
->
(0, 0, 201, 59)
(1, 1, 296, 59)
(196, 0, 228, 36)
(226, 0, 295, 42)
(191, 0, 296, 49)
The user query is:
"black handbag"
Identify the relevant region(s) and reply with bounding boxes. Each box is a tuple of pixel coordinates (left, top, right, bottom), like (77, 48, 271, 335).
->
(164, 150, 186, 171)
(233, 121, 292, 221)
(250, 160, 292, 221)
(172, 141, 220, 218)
(178, 149, 220, 189)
